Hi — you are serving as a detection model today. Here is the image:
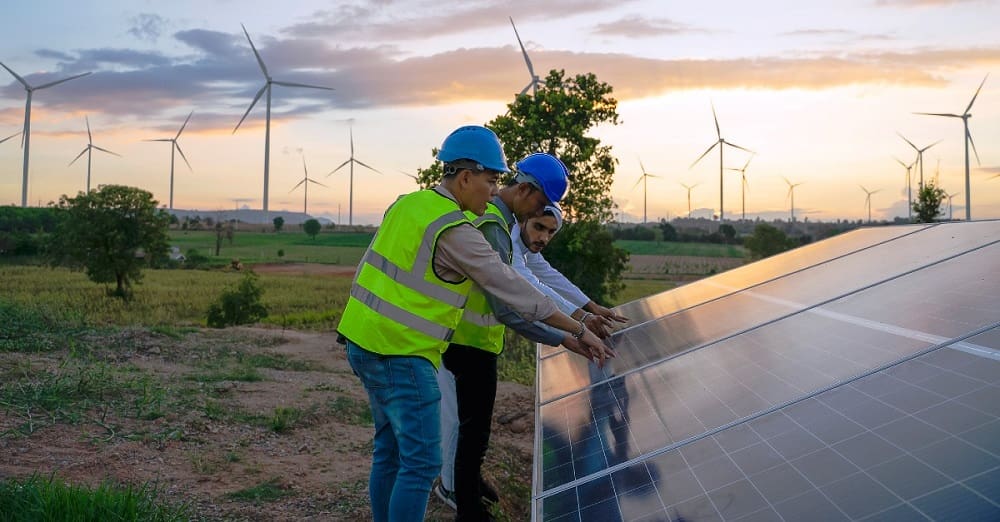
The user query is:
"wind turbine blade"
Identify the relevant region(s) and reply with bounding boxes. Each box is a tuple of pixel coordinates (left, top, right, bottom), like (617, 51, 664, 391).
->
(85, 116, 92, 143)
(354, 159, 383, 174)
(742, 154, 754, 170)
(725, 167, 741, 172)
(710, 102, 720, 139)
(35, 71, 91, 90)
(176, 111, 193, 139)
(510, 17, 536, 77)
(68, 147, 89, 166)
(241, 24, 270, 78)
(175, 142, 193, 171)
(724, 141, 755, 154)
(690, 142, 719, 168)
(0, 61, 29, 88)
(872, 189, 882, 195)
(233, 84, 267, 133)
(290, 179, 306, 192)
(631, 175, 644, 190)
(0, 131, 21, 144)
(914, 112, 962, 118)
(519, 83, 532, 96)
(302, 156, 308, 178)
(271, 80, 334, 91)
(921, 139, 942, 153)
(91, 145, 120, 157)
(893, 156, 906, 168)
(145, 138, 173, 142)
(966, 73, 989, 114)
(896, 132, 919, 151)
(859, 184, 868, 194)
(327, 158, 351, 176)
(782, 176, 792, 187)
(307, 179, 328, 188)
(967, 128, 981, 166)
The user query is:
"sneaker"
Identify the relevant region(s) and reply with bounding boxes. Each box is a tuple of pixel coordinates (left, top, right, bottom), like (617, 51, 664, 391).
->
(433, 481, 457, 511)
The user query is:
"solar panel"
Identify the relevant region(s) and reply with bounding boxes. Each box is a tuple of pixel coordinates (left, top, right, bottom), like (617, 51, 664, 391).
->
(532, 221, 1000, 521)
(538, 220, 999, 402)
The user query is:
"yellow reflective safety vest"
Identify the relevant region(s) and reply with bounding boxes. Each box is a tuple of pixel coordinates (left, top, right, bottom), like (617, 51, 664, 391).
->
(450, 202, 512, 354)
(338, 189, 473, 368)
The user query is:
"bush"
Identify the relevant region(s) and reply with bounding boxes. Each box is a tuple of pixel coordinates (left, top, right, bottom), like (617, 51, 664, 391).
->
(184, 249, 210, 269)
(206, 272, 268, 328)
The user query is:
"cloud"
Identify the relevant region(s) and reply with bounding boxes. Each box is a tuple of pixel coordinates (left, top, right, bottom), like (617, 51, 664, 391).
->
(874, 0, 986, 6)
(592, 15, 704, 38)
(129, 13, 166, 42)
(282, 0, 629, 40)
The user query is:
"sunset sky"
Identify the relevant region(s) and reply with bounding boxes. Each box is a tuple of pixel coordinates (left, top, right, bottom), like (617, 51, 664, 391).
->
(2, 0, 999, 224)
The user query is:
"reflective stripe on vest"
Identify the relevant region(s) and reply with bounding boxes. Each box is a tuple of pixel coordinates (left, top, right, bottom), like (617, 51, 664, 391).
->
(338, 190, 472, 367)
(451, 203, 511, 354)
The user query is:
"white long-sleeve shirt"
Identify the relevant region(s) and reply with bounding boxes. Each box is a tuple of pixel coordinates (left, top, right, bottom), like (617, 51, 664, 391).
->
(510, 223, 590, 316)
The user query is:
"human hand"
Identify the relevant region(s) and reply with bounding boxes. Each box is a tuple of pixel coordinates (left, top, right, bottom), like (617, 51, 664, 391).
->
(567, 329, 615, 368)
(589, 303, 628, 324)
(583, 312, 611, 339)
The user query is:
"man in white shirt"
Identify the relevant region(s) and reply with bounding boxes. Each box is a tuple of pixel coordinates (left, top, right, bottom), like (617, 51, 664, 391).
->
(434, 204, 626, 514)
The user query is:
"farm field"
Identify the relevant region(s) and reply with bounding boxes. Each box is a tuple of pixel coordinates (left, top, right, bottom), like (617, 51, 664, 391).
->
(0, 264, 680, 520)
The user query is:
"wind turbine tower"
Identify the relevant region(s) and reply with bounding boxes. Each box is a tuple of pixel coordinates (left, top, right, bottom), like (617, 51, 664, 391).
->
(291, 154, 327, 215)
(69, 116, 120, 193)
(233, 24, 333, 215)
(725, 154, 754, 220)
(632, 158, 659, 223)
(509, 17, 541, 97)
(691, 103, 754, 221)
(679, 182, 699, 218)
(783, 177, 803, 222)
(915, 74, 988, 221)
(0, 61, 91, 207)
(145, 111, 193, 210)
(893, 156, 916, 221)
(859, 185, 881, 223)
(947, 191, 960, 220)
(327, 123, 382, 225)
(897, 132, 940, 190)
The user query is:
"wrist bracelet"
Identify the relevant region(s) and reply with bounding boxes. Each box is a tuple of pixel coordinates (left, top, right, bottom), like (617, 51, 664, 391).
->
(581, 312, 593, 323)
(572, 320, 586, 339)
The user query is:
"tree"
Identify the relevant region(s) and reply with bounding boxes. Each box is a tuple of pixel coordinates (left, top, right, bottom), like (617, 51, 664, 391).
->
(303, 218, 321, 240)
(718, 224, 736, 244)
(273, 216, 284, 233)
(659, 220, 678, 242)
(49, 185, 170, 299)
(206, 272, 268, 328)
(744, 223, 796, 260)
(913, 181, 947, 223)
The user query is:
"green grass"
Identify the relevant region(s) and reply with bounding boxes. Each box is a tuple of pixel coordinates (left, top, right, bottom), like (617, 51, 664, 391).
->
(0, 475, 189, 521)
(168, 230, 371, 265)
(611, 279, 675, 305)
(615, 240, 745, 257)
(225, 478, 292, 503)
(0, 266, 352, 329)
(328, 396, 374, 426)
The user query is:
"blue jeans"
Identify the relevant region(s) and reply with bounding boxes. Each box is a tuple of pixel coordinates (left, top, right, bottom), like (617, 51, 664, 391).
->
(347, 340, 441, 522)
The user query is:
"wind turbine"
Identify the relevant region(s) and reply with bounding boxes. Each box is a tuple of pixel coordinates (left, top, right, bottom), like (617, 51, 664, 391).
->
(144, 111, 193, 210)
(327, 124, 382, 225)
(897, 132, 941, 191)
(0, 61, 91, 207)
(782, 177, 803, 222)
(915, 74, 988, 221)
(68, 116, 120, 193)
(233, 24, 333, 214)
(290, 154, 327, 215)
(893, 156, 916, 221)
(725, 154, 754, 220)
(399, 170, 420, 186)
(509, 17, 541, 97)
(947, 191, 960, 220)
(691, 103, 754, 221)
(859, 185, 881, 223)
(632, 158, 659, 223)
(679, 182, 700, 218)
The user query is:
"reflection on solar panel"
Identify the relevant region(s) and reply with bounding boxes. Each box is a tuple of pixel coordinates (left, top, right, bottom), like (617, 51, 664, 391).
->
(533, 221, 1000, 521)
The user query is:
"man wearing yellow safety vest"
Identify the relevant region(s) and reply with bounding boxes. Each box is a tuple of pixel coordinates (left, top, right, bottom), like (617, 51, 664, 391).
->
(337, 126, 614, 522)
(435, 202, 629, 519)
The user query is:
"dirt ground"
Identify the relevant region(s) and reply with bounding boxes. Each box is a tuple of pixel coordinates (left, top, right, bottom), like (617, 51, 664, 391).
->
(0, 327, 534, 521)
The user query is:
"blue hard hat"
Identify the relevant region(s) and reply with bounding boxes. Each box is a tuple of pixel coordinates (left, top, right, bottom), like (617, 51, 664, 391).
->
(514, 153, 569, 204)
(437, 125, 510, 173)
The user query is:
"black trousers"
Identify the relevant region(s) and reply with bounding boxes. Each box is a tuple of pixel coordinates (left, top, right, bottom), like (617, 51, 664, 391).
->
(442, 343, 498, 521)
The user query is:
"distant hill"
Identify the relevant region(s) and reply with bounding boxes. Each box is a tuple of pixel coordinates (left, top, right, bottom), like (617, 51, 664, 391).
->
(166, 208, 330, 226)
